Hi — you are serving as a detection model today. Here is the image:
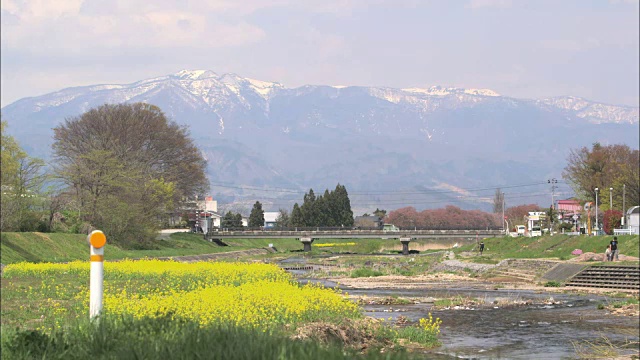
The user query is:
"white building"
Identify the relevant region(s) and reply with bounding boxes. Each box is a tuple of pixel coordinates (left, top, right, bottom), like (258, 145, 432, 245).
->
(264, 212, 280, 228)
(526, 212, 546, 232)
(625, 206, 640, 235)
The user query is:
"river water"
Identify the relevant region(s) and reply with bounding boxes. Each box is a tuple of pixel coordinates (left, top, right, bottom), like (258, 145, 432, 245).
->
(297, 278, 639, 359)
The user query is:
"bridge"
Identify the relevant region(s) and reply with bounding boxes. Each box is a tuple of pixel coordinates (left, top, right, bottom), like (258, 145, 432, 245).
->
(205, 229, 503, 240)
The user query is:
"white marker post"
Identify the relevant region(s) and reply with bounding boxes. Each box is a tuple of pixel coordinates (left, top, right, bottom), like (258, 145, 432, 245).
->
(87, 230, 107, 319)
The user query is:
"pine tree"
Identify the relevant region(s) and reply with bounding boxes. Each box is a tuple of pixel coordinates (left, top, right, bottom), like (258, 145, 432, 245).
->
(233, 213, 244, 229)
(248, 201, 265, 228)
(290, 203, 304, 227)
(301, 189, 317, 226)
(334, 184, 354, 226)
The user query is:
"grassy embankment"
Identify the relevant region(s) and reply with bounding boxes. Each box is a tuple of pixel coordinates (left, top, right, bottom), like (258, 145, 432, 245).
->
(0, 232, 443, 264)
(454, 234, 639, 264)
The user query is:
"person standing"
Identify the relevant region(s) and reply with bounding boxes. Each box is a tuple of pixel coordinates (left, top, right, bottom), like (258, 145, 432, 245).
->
(479, 241, 485, 255)
(609, 236, 619, 261)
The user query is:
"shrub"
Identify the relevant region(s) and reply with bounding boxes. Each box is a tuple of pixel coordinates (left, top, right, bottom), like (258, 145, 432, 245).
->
(350, 268, 383, 278)
(396, 313, 442, 348)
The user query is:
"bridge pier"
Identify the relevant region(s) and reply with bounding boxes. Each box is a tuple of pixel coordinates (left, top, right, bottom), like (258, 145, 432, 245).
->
(400, 237, 411, 255)
(299, 237, 314, 252)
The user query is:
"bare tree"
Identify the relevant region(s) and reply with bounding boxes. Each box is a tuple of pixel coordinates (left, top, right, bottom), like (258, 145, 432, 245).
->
(492, 188, 504, 214)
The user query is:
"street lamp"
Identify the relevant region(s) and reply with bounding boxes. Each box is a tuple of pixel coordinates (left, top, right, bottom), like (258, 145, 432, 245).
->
(609, 187, 613, 211)
(594, 188, 599, 234)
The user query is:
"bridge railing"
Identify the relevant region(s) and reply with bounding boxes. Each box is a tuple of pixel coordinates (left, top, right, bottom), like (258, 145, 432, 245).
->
(213, 226, 503, 232)
(205, 228, 504, 237)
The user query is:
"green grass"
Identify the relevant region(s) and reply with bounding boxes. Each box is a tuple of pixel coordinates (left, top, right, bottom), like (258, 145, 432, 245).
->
(0, 315, 415, 360)
(0, 232, 314, 264)
(350, 268, 384, 278)
(4, 231, 637, 266)
(454, 234, 639, 262)
(0, 232, 243, 264)
(0, 233, 447, 265)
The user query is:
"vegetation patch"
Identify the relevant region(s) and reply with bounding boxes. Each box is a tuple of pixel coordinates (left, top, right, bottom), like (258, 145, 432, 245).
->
(351, 268, 384, 278)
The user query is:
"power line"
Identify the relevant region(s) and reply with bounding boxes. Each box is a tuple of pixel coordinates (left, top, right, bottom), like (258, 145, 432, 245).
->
(211, 180, 561, 197)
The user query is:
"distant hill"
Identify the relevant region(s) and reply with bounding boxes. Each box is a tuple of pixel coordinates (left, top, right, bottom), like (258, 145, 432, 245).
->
(2, 70, 638, 213)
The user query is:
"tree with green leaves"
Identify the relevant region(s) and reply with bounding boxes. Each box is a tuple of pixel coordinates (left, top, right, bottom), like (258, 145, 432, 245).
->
(332, 184, 354, 227)
(221, 211, 244, 229)
(275, 208, 290, 228)
(1, 120, 47, 231)
(563, 143, 639, 211)
(52, 103, 208, 246)
(290, 203, 304, 227)
(292, 184, 354, 227)
(248, 201, 265, 228)
(301, 189, 317, 226)
(373, 208, 387, 219)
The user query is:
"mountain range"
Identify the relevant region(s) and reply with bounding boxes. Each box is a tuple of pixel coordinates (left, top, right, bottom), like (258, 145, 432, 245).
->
(2, 70, 638, 214)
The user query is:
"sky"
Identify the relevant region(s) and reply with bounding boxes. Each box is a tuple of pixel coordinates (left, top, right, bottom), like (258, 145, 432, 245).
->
(1, 0, 639, 108)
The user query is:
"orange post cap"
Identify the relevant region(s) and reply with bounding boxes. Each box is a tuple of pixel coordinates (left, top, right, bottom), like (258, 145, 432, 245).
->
(89, 231, 107, 248)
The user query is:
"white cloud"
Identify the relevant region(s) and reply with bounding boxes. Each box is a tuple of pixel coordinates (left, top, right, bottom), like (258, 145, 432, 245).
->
(466, 0, 512, 9)
(0, 1, 266, 51)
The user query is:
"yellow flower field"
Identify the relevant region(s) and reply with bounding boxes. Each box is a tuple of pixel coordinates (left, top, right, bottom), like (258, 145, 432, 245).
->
(3, 259, 361, 332)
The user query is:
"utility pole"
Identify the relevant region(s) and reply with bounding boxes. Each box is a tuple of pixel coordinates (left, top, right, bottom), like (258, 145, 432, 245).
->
(595, 187, 599, 234)
(548, 178, 558, 210)
(623, 184, 626, 226)
(502, 192, 506, 234)
(609, 187, 613, 211)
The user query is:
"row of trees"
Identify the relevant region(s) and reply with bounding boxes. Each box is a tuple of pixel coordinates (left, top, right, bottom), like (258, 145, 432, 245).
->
(385, 206, 501, 230)
(287, 185, 354, 228)
(217, 185, 355, 230)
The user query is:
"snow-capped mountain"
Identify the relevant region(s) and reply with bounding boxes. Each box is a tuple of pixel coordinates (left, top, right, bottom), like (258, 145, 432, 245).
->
(2, 70, 638, 211)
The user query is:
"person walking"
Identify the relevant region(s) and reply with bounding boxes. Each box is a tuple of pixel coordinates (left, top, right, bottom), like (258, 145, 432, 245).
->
(609, 236, 619, 261)
(479, 241, 485, 255)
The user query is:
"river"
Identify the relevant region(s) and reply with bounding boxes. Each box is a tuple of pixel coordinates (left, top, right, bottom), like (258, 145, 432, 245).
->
(299, 278, 639, 359)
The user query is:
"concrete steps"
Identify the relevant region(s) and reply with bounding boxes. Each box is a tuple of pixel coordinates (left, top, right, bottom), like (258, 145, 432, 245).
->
(565, 265, 640, 290)
(491, 269, 537, 281)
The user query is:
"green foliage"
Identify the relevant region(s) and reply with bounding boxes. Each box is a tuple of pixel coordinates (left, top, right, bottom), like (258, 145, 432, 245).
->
(248, 201, 265, 228)
(350, 268, 383, 278)
(294, 184, 354, 227)
(290, 203, 304, 227)
(558, 222, 574, 232)
(454, 234, 639, 261)
(544, 281, 562, 287)
(0, 315, 413, 360)
(395, 314, 441, 348)
(221, 211, 244, 230)
(275, 208, 290, 228)
(51, 103, 208, 246)
(0, 120, 47, 232)
(0, 231, 253, 264)
(562, 143, 639, 210)
(373, 208, 387, 219)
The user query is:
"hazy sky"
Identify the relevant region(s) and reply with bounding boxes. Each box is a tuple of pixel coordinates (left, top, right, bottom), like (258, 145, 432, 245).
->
(1, 0, 638, 107)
